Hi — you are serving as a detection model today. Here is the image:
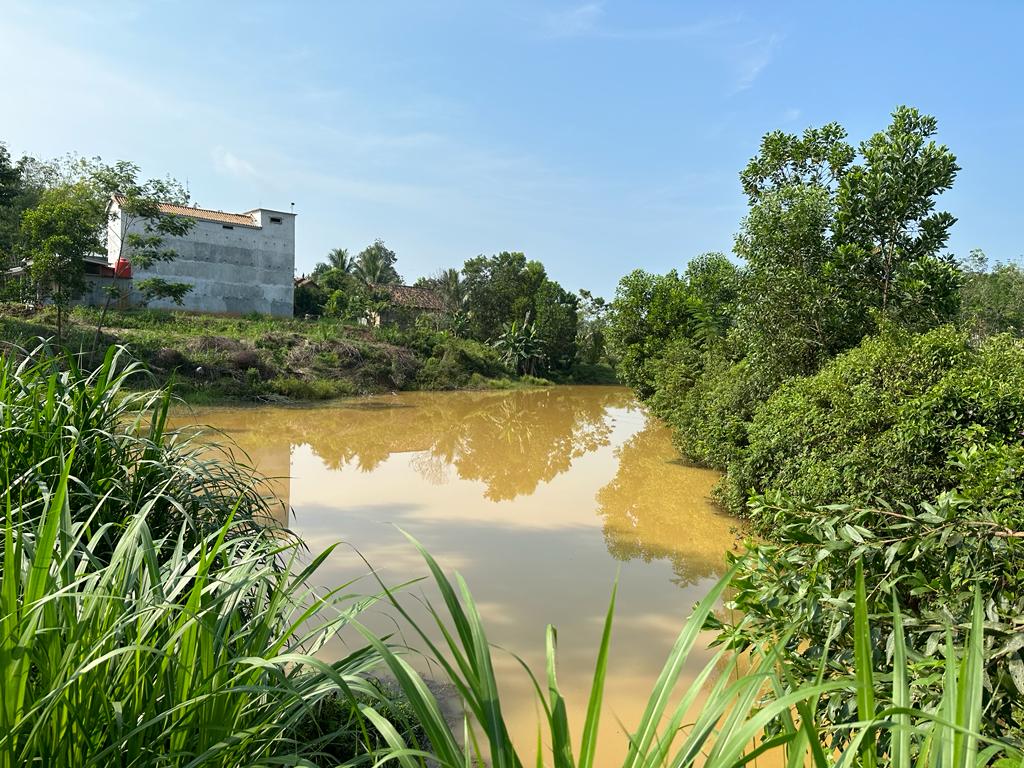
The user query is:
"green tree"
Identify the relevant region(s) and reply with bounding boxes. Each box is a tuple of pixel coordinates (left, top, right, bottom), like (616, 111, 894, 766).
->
(0, 144, 47, 269)
(606, 269, 694, 397)
(836, 106, 961, 321)
(734, 107, 961, 388)
(21, 183, 104, 342)
(960, 249, 1024, 339)
(682, 252, 742, 344)
(576, 289, 610, 365)
(462, 251, 546, 342)
(354, 239, 400, 285)
(533, 279, 578, 372)
(416, 267, 470, 335)
(414, 267, 464, 310)
(739, 122, 855, 203)
(734, 183, 854, 386)
(294, 280, 326, 317)
(312, 247, 353, 279)
(492, 314, 545, 376)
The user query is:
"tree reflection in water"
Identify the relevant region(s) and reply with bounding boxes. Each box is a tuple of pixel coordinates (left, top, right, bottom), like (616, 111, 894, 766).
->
(172, 386, 741, 589)
(596, 424, 741, 587)
(189, 387, 630, 501)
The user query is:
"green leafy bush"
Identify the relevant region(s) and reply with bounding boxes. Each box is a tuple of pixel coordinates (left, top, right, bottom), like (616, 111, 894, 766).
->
(723, 326, 1024, 514)
(269, 375, 356, 400)
(723, 492, 1024, 742)
(416, 337, 508, 389)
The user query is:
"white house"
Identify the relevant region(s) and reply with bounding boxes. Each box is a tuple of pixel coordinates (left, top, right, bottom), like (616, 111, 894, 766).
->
(107, 196, 296, 317)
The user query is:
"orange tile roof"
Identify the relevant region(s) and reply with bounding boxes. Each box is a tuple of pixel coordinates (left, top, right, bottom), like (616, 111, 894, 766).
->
(112, 195, 260, 228)
(155, 202, 260, 228)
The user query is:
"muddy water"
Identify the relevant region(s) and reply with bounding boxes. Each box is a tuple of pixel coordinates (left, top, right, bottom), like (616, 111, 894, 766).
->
(175, 386, 744, 764)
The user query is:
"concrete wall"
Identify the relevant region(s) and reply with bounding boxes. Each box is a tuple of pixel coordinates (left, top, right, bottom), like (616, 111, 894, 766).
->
(109, 202, 296, 317)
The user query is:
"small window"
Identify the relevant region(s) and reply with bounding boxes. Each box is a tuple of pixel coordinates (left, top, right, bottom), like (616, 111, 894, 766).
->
(222, 224, 234, 230)
(270, 216, 282, 224)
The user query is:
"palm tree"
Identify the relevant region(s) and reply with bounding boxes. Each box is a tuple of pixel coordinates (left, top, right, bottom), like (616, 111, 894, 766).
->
(437, 267, 465, 311)
(354, 241, 400, 286)
(326, 247, 353, 274)
(312, 247, 353, 279)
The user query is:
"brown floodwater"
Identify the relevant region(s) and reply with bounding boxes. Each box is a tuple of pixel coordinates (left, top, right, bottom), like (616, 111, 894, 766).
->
(173, 385, 746, 764)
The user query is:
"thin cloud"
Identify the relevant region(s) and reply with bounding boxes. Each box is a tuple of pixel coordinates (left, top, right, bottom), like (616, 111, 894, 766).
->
(543, 2, 605, 38)
(212, 147, 260, 179)
(542, 2, 739, 41)
(732, 34, 780, 92)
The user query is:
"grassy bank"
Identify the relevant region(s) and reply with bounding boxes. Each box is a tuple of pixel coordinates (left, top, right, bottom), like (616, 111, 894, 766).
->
(0, 305, 597, 402)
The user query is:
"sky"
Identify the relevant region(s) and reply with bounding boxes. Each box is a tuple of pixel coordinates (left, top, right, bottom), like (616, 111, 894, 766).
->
(1, 1, 1021, 297)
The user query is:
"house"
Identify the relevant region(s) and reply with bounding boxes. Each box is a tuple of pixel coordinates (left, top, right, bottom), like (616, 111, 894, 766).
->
(107, 196, 296, 317)
(369, 284, 445, 328)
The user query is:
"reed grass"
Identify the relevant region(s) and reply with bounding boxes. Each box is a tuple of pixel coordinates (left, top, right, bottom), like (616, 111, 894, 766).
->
(0, 343, 421, 766)
(0, 341, 274, 552)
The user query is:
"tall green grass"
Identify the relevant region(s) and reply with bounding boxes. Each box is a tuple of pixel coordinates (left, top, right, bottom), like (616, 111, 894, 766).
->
(0, 342, 272, 550)
(0, 343, 421, 765)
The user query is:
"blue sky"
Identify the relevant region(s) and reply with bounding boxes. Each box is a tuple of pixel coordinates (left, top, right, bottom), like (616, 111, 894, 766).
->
(1, 1, 1021, 296)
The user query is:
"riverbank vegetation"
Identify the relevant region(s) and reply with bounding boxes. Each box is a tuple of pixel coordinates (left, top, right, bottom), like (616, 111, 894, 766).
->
(608, 106, 1024, 744)
(0, 142, 617, 400)
(0, 303, 548, 401)
(2, 342, 1018, 766)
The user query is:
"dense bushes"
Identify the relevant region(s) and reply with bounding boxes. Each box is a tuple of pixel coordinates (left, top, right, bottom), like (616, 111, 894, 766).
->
(720, 327, 1024, 515)
(415, 336, 509, 389)
(723, 492, 1024, 740)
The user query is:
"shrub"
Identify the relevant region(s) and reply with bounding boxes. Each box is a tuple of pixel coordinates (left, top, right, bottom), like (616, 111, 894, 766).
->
(269, 375, 355, 400)
(724, 326, 1024, 514)
(722, 492, 1024, 742)
(416, 337, 508, 389)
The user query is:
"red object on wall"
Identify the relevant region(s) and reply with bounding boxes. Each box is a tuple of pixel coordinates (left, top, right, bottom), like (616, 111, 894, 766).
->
(114, 258, 132, 278)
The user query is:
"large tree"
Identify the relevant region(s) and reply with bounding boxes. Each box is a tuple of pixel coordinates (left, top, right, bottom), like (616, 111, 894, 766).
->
(534, 279, 578, 371)
(606, 269, 694, 397)
(461, 251, 546, 342)
(21, 182, 104, 342)
(312, 247, 354, 279)
(735, 106, 961, 387)
(0, 144, 48, 267)
(354, 239, 400, 285)
(835, 106, 961, 324)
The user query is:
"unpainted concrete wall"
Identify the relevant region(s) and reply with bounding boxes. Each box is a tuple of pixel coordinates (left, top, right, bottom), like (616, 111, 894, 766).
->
(110, 203, 295, 317)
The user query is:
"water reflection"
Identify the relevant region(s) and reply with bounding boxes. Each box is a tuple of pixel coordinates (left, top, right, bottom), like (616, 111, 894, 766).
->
(172, 386, 742, 767)
(598, 427, 740, 586)
(202, 387, 630, 501)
